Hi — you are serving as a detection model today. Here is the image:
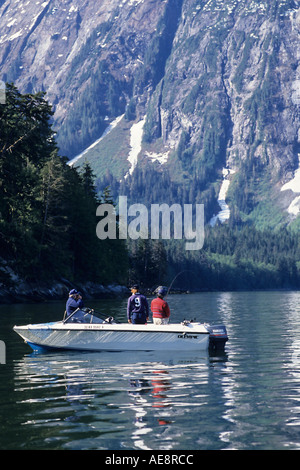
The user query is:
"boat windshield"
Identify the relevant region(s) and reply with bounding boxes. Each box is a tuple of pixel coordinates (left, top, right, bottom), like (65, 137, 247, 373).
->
(64, 309, 105, 324)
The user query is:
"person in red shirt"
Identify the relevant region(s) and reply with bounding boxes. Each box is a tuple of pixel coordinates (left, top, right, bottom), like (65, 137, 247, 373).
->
(151, 286, 171, 325)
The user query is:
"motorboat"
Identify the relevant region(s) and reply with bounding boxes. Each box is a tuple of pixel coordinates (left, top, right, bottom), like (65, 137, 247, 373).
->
(13, 309, 228, 353)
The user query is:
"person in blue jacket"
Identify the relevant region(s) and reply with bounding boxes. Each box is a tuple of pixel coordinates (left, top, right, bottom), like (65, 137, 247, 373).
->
(127, 284, 149, 324)
(66, 289, 84, 318)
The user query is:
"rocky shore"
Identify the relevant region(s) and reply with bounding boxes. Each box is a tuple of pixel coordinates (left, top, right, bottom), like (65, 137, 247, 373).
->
(0, 279, 128, 304)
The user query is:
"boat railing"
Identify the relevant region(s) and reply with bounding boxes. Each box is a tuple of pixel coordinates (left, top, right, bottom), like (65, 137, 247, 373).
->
(63, 308, 118, 325)
(63, 308, 80, 324)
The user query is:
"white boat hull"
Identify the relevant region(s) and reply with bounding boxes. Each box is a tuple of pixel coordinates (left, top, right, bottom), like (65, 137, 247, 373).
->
(14, 321, 211, 352)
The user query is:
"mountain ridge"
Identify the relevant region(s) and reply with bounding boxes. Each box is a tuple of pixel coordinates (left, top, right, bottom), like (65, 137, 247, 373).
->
(1, 0, 299, 228)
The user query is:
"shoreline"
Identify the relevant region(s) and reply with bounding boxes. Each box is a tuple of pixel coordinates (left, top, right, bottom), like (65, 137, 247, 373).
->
(0, 280, 298, 305)
(0, 279, 129, 305)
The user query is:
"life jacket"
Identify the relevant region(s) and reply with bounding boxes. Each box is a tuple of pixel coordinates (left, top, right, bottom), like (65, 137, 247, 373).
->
(151, 297, 170, 318)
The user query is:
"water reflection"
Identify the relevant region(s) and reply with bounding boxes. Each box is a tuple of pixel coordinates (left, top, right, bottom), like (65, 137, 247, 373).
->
(216, 291, 300, 450)
(12, 348, 222, 450)
(4, 291, 300, 450)
(127, 369, 173, 449)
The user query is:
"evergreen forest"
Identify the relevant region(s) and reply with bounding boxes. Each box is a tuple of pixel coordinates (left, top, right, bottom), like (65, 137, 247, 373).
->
(0, 84, 128, 288)
(0, 84, 299, 295)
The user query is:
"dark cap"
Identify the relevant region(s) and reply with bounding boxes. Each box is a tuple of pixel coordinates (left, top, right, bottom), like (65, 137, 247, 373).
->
(130, 284, 139, 290)
(69, 289, 78, 295)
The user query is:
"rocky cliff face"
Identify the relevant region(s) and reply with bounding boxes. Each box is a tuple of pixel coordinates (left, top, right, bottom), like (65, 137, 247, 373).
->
(0, 0, 167, 152)
(0, 0, 299, 227)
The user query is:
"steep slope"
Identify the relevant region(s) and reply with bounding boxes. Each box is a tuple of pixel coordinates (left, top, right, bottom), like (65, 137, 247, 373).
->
(141, 0, 300, 226)
(0, 0, 170, 154)
(0, 0, 299, 227)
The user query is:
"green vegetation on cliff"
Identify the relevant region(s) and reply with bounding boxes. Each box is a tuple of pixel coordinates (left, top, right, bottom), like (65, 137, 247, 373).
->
(0, 84, 299, 295)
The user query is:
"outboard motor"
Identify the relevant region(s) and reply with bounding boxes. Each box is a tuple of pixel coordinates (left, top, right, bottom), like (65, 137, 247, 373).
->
(206, 325, 228, 351)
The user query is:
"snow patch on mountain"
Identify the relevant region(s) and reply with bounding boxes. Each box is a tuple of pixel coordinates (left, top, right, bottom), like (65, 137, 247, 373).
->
(281, 155, 300, 216)
(145, 151, 169, 165)
(68, 114, 124, 167)
(124, 117, 146, 179)
(210, 168, 236, 226)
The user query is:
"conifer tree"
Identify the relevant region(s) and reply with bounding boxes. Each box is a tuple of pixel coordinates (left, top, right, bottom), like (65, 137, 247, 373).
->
(0, 84, 129, 285)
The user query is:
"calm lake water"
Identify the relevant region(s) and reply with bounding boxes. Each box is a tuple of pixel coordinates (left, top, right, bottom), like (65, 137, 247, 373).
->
(1, 291, 300, 451)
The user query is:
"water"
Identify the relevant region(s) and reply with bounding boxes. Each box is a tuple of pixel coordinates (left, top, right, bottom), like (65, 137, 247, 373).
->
(1, 291, 300, 450)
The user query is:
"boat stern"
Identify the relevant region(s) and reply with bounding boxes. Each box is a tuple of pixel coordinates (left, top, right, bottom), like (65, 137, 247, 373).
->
(206, 325, 228, 351)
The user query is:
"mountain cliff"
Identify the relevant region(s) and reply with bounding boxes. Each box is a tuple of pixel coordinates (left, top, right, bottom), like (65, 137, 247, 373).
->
(1, 0, 299, 228)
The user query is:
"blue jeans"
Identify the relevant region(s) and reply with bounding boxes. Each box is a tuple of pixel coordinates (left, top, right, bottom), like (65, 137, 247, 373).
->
(131, 312, 147, 324)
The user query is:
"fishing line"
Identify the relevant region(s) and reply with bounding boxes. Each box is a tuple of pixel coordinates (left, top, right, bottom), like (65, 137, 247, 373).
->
(166, 269, 197, 299)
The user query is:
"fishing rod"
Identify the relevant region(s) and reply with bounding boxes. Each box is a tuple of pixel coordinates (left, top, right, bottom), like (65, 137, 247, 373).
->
(165, 269, 196, 299)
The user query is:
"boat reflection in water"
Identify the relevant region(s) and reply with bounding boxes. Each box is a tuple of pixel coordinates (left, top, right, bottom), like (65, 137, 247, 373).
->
(13, 347, 227, 450)
(13, 306, 228, 450)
